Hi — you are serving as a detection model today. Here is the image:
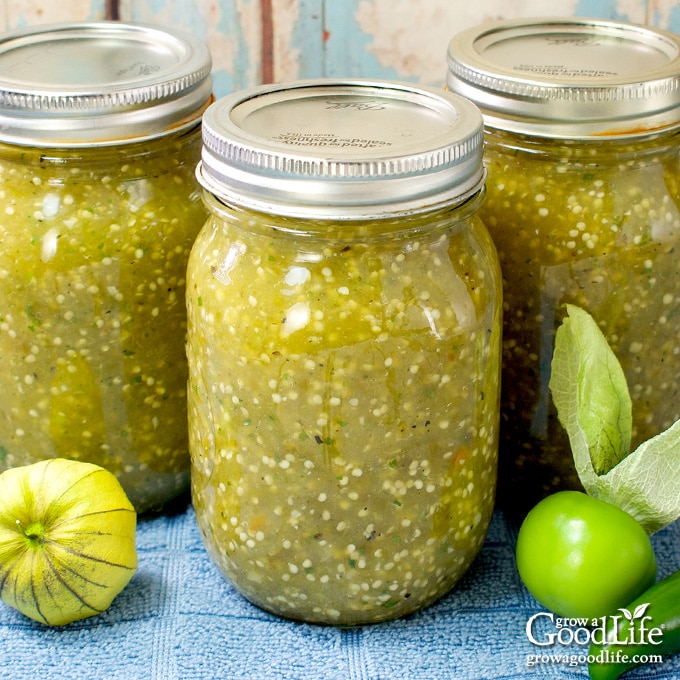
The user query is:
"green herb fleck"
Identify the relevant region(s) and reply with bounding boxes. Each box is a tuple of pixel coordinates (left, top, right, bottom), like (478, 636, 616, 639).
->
(382, 600, 401, 609)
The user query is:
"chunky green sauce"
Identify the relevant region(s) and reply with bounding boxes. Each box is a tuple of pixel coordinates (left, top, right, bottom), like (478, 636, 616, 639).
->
(0, 129, 207, 514)
(187, 197, 502, 624)
(480, 130, 680, 512)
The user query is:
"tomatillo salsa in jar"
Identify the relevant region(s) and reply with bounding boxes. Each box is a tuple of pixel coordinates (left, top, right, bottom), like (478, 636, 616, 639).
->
(446, 18, 680, 514)
(0, 23, 213, 514)
(187, 80, 502, 624)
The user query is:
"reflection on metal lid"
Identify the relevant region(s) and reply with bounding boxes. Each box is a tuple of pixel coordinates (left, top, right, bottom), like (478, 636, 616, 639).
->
(198, 79, 485, 219)
(446, 17, 680, 138)
(0, 21, 212, 146)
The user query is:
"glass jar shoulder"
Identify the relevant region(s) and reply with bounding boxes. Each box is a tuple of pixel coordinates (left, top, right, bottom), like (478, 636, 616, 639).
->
(187, 200, 501, 352)
(0, 125, 203, 182)
(0, 126, 205, 274)
(481, 128, 680, 262)
(483, 127, 680, 166)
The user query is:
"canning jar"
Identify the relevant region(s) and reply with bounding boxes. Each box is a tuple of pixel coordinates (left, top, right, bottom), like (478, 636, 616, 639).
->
(187, 80, 502, 624)
(0, 22, 213, 514)
(446, 18, 680, 514)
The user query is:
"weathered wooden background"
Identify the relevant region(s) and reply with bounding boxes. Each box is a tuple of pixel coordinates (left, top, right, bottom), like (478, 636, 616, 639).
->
(1, 0, 679, 97)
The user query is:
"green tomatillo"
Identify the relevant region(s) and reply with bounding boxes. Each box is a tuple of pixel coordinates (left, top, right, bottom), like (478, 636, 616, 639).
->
(516, 490, 656, 620)
(0, 458, 138, 626)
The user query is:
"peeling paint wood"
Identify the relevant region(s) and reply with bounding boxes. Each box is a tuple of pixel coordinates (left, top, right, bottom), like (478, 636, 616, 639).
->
(0, 1, 105, 31)
(290, 0, 324, 81)
(0, 0, 677, 98)
(126, 0, 261, 94)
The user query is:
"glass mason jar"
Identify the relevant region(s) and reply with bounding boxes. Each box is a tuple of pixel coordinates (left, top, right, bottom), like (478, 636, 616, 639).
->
(446, 18, 680, 515)
(187, 80, 502, 625)
(0, 22, 213, 515)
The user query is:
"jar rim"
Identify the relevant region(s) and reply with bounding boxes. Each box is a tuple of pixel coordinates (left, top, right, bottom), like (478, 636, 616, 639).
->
(0, 21, 213, 146)
(446, 17, 680, 139)
(198, 79, 485, 220)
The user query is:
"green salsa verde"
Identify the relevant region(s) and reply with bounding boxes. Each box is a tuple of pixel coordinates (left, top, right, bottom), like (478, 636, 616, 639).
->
(482, 130, 680, 510)
(187, 80, 502, 624)
(187, 198, 502, 624)
(445, 18, 680, 514)
(0, 21, 213, 514)
(0, 132, 207, 513)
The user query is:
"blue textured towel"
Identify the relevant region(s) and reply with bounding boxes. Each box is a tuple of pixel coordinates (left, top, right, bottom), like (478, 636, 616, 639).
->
(1, 506, 679, 680)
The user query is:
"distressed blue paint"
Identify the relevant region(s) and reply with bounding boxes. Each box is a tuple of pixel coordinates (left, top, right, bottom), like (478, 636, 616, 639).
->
(125, 0, 249, 96)
(291, 0, 324, 79)
(5, 1, 106, 28)
(229, 0, 258, 92)
(202, 3, 238, 99)
(138, 0, 166, 15)
(211, 70, 233, 99)
(12, 15, 30, 28)
(10, 0, 680, 94)
(323, 0, 403, 80)
(208, 9, 240, 96)
(129, 0, 208, 41)
(665, 6, 680, 33)
(573, 0, 634, 21)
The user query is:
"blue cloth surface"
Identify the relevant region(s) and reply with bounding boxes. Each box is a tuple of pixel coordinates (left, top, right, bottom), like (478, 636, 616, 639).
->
(1, 506, 679, 680)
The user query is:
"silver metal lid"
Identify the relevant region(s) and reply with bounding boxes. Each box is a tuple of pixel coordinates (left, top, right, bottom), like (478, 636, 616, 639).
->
(0, 21, 212, 146)
(446, 17, 680, 138)
(198, 79, 485, 219)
